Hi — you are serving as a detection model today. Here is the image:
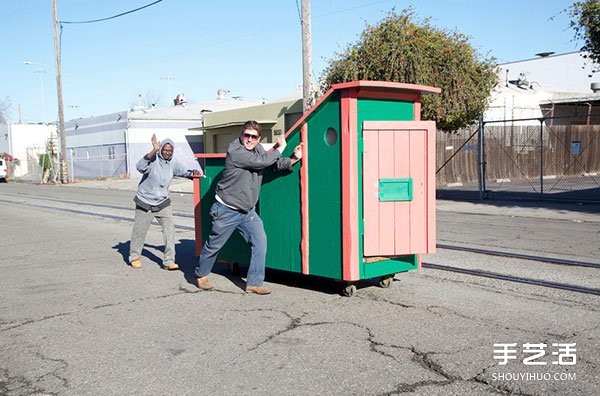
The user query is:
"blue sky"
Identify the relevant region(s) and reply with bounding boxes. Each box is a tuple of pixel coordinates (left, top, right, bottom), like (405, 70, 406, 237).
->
(1, 0, 580, 123)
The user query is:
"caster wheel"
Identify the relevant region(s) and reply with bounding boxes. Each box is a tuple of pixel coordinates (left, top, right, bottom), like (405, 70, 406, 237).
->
(342, 284, 356, 297)
(379, 275, 394, 288)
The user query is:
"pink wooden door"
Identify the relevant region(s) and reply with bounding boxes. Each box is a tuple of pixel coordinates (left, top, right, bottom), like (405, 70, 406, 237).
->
(362, 121, 436, 257)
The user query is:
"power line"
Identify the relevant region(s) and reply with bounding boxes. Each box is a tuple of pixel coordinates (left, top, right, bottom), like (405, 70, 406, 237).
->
(60, 0, 163, 24)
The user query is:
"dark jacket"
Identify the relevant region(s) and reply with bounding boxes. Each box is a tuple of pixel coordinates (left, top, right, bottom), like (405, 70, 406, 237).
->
(216, 137, 292, 212)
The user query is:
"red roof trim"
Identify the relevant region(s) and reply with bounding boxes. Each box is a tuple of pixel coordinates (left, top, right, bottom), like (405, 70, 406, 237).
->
(332, 80, 441, 95)
(195, 153, 226, 159)
(283, 81, 440, 138)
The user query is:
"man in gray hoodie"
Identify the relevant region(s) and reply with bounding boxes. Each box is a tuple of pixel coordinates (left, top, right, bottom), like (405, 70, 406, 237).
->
(129, 134, 201, 270)
(194, 120, 302, 294)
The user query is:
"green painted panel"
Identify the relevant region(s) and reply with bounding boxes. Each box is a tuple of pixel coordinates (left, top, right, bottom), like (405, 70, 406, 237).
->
(200, 159, 250, 264)
(260, 133, 303, 273)
(379, 178, 413, 201)
(362, 255, 418, 279)
(357, 98, 416, 279)
(200, 146, 304, 272)
(305, 96, 343, 279)
(357, 98, 414, 124)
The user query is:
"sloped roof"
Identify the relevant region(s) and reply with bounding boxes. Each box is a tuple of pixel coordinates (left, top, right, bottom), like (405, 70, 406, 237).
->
(540, 93, 600, 105)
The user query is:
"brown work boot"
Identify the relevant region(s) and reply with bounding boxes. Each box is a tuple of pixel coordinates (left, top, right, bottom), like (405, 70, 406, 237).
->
(245, 285, 271, 295)
(130, 258, 142, 269)
(196, 276, 214, 290)
(163, 263, 179, 271)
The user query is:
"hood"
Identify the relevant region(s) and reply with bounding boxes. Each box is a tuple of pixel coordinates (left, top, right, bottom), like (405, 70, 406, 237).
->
(157, 138, 175, 160)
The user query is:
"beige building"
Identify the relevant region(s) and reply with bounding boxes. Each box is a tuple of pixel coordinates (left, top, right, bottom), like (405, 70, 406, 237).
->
(196, 98, 303, 153)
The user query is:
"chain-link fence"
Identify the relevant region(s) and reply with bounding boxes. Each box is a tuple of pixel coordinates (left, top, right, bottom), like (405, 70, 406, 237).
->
(436, 116, 600, 202)
(68, 144, 127, 180)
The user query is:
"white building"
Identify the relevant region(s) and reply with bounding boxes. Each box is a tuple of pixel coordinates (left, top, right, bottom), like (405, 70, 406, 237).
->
(485, 51, 600, 123)
(5, 123, 57, 180)
(65, 91, 262, 180)
(497, 51, 598, 94)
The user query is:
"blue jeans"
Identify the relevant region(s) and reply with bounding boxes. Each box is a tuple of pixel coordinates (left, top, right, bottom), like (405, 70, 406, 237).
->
(194, 201, 267, 286)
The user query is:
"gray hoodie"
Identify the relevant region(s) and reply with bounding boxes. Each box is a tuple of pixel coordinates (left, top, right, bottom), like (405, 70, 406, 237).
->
(135, 138, 194, 206)
(216, 137, 292, 212)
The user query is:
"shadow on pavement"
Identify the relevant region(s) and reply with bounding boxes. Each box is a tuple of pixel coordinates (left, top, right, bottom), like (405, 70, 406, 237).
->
(437, 187, 600, 214)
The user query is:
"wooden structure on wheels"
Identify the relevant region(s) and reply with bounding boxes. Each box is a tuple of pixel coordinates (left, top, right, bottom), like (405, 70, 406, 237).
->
(193, 81, 440, 295)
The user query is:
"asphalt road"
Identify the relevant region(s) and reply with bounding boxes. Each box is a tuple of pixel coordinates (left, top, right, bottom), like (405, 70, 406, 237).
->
(1, 182, 599, 395)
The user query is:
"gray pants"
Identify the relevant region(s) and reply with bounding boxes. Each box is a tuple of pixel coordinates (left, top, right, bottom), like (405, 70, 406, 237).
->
(128, 206, 175, 265)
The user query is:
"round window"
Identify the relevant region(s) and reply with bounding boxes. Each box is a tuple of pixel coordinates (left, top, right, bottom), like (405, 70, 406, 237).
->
(325, 127, 338, 146)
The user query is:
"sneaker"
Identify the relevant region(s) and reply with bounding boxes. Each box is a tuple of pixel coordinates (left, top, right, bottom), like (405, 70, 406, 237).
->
(196, 276, 214, 290)
(163, 263, 179, 271)
(245, 285, 271, 295)
(130, 258, 142, 268)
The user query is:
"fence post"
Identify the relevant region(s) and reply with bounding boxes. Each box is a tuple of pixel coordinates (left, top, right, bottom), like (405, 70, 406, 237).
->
(478, 116, 486, 199)
(539, 118, 544, 196)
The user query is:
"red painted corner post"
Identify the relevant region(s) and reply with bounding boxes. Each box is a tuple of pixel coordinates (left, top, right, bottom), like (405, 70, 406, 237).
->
(192, 175, 202, 256)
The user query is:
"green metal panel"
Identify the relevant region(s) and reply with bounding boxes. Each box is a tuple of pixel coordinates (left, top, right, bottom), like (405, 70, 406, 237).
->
(363, 255, 418, 279)
(356, 98, 416, 279)
(379, 178, 413, 201)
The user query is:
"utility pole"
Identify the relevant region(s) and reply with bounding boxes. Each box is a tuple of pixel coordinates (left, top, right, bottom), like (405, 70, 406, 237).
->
(301, 0, 312, 113)
(52, 0, 69, 183)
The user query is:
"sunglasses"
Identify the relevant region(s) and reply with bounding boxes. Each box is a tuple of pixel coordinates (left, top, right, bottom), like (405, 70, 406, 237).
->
(243, 133, 259, 141)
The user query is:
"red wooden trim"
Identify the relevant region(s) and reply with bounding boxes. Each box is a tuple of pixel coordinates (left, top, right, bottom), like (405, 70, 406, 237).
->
(341, 89, 360, 281)
(355, 89, 421, 103)
(195, 153, 226, 159)
(414, 100, 421, 121)
(282, 81, 439, 139)
(300, 123, 309, 275)
(426, 121, 436, 253)
(193, 176, 203, 256)
(283, 86, 337, 137)
(361, 121, 434, 130)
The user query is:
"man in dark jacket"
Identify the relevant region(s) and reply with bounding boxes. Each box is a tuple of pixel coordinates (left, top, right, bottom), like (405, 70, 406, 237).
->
(194, 120, 302, 294)
(129, 134, 201, 270)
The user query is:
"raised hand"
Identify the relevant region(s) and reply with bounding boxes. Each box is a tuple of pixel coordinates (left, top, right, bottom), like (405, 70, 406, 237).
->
(151, 134, 160, 151)
(275, 134, 287, 153)
(292, 143, 303, 160)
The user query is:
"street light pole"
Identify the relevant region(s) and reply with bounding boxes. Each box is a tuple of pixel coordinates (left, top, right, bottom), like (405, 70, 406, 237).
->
(52, 0, 69, 183)
(22, 61, 49, 123)
(161, 75, 175, 101)
(34, 69, 47, 122)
